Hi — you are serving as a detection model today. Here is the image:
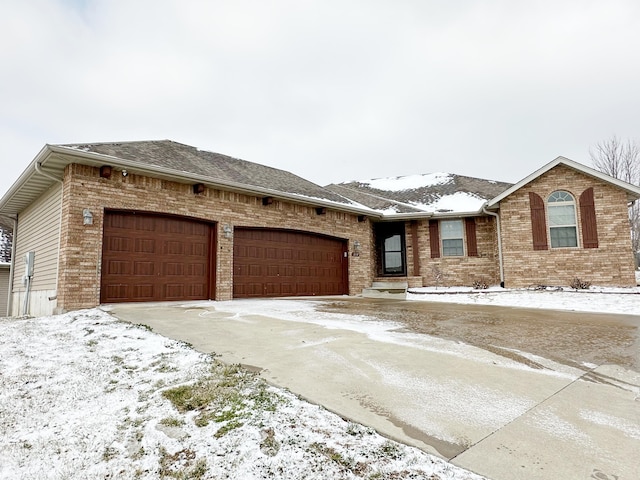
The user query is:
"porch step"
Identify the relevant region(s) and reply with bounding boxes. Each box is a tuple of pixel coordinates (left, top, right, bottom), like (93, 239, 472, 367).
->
(362, 281, 408, 299)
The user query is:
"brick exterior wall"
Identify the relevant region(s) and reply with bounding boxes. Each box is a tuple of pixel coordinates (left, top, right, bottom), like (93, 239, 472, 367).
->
(373, 218, 500, 288)
(56, 164, 373, 312)
(499, 164, 636, 287)
(416, 217, 500, 287)
(51, 162, 637, 311)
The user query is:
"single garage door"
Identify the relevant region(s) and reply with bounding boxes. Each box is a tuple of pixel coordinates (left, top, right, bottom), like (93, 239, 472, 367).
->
(101, 211, 214, 303)
(233, 228, 348, 298)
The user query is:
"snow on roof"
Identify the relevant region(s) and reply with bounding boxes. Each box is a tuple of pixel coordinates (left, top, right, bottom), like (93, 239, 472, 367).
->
(363, 173, 452, 192)
(414, 191, 487, 213)
(328, 172, 509, 217)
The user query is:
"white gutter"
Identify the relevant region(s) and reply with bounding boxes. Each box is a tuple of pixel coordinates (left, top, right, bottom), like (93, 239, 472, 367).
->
(482, 203, 504, 287)
(380, 209, 488, 221)
(35, 160, 63, 183)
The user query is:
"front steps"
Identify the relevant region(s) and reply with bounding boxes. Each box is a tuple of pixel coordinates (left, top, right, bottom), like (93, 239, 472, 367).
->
(362, 281, 408, 299)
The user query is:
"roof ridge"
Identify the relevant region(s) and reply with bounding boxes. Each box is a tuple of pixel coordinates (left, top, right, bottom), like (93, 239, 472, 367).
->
(328, 184, 426, 212)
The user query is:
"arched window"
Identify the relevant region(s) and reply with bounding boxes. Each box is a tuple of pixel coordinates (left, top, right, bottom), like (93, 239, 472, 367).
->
(547, 191, 577, 248)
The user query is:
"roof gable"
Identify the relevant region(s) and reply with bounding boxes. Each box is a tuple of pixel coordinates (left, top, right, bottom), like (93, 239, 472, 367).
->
(486, 156, 640, 208)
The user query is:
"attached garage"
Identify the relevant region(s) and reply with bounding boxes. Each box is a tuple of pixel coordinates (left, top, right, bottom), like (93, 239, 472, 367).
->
(233, 228, 348, 298)
(101, 211, 215, 303)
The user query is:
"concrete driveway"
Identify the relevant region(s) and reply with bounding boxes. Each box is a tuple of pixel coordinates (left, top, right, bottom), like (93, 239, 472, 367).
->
(107, 298, 640, 480)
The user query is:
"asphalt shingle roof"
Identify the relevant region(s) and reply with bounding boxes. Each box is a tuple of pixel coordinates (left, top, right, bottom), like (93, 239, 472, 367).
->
(327, 174, 513, 215)
(60, 140, 356, 206)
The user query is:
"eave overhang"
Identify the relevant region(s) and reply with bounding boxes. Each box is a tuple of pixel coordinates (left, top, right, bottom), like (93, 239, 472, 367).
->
(0, 145, 381, 218)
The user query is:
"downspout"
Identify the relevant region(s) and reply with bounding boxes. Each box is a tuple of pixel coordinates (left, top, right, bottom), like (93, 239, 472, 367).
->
(482, 204, 505, 288)
(7, 216, 18, 316)
(34, 161, 64, 307)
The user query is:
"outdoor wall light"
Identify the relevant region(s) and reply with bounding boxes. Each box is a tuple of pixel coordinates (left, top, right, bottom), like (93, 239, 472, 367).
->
(222, 224, 233, 239)
(352, 240, 361, 257)
(99, 165, 112, 178)
(121, 169, 128, 177)
(83, 209, 93, 225)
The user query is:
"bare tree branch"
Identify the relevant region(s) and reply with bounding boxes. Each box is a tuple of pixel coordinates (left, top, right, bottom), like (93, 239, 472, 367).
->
(590, 135, 640, 263)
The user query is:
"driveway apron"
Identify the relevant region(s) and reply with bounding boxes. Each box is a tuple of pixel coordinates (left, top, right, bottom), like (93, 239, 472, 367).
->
(107, 299, 640, 480)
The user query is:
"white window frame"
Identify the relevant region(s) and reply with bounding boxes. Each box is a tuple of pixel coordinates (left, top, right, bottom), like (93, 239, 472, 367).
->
(547, 190, 578, 248)
(441, 219, 464, 256)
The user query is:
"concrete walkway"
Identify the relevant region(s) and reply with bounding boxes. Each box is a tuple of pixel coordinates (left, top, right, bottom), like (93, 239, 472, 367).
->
(107, 299, 640, 480)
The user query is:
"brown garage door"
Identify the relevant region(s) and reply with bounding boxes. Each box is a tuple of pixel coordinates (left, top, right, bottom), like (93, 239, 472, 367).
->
(233, 228, 348, 298)
(101, 212, 214, 303)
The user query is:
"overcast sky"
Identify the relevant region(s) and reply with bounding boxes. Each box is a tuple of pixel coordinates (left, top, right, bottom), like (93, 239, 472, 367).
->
(2, 0, 640, 197)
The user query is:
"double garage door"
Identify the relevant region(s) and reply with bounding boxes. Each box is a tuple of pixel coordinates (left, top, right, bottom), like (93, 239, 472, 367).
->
(100, 212, 214, 303)
(233, 228, 348, 298)
(100, 212, 348, 303)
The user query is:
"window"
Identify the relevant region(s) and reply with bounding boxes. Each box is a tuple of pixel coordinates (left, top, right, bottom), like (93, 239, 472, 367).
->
(548, 191, 577, 248)
(441, 219, 464, 256)
(383, 234, 404, 274)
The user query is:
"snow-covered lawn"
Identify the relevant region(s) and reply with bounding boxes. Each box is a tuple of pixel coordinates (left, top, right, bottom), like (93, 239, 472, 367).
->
(0, 309, 484, 480)
(407, 284, 640, 315)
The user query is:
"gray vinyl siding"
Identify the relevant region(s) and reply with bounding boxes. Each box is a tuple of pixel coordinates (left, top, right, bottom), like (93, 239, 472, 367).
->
(0, 264, 9, 316)
(13, 183, 62, 292)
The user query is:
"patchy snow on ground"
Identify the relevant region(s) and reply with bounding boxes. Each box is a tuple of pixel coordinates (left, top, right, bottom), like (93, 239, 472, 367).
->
(0, 309, 484, 480)
(407, 285, 640, 315)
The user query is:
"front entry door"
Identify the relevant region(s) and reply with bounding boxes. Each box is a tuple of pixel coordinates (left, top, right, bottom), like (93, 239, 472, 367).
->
(375, 222, 407, 276)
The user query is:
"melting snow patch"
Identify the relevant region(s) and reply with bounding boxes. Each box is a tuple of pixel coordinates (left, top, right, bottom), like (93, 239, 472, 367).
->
(0, 309, 485, 480)
(407, 288, 640, 315)
(579, 410, 640, 439)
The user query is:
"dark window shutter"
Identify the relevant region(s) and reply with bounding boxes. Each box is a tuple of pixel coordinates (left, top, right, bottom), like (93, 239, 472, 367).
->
(429, 220, 440, 258)
(465, 217, 478, 256)
(579, 187, 599, 248)
(529, 192, 548, 250)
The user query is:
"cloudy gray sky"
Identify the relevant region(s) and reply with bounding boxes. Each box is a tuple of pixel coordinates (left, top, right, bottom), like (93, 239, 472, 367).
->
(2, 0, 640, 196)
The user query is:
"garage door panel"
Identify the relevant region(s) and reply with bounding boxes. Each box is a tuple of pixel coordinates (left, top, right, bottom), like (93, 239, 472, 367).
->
(133, 261, 154, 276)
(190, 243, 207, 257)
(164, 284, 184, 299)
(107, 236, 132, 252)
(101, 212, 213, 303)
(134, 216, 155, 231)
(104, 259, 130, 275)
(167, 241, 185, 255)
(135, 238, 155, 253)
(233, 228, 347, 298)
(164, 262, 184, 276)
(133, 284, 154, 299)
(105, 284, 128, 300)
